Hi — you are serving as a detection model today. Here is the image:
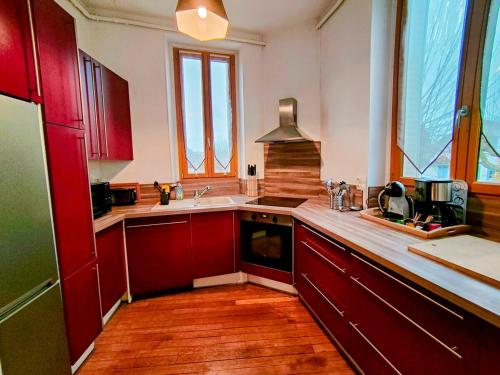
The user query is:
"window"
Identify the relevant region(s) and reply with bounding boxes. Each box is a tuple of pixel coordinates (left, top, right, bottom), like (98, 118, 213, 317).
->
(173, 48, 237, 179)
(391, 0, 500, 195)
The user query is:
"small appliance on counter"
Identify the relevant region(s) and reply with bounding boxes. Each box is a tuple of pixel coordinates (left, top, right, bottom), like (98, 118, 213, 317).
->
(110, 187, 137, 206)
(91, 182, 112, 218)
(413, 178, 468, 226)
(378, 181, 413, 220)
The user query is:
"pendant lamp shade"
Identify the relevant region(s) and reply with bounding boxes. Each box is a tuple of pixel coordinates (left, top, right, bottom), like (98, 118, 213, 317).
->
(175, 0, 229, 41)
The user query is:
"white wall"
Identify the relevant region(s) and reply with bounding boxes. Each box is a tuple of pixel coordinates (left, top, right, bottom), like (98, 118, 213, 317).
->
(319, 0, 373, 185)
(261, 23, 321, 141)
(58, 0, 266, 184)
(58, 0, 396, 189)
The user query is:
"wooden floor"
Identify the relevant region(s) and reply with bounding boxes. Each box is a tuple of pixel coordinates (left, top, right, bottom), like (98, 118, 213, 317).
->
(78, 284, 354, 374)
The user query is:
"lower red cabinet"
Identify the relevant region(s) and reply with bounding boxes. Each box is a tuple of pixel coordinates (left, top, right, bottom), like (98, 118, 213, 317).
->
(61, 261, 102, 364)
(479, 323, 500, 374)
(192, 211, 235, 279)
(96, 222, 127, 317)
(293, 220, 485, 375)
(125, 215, 192, 295)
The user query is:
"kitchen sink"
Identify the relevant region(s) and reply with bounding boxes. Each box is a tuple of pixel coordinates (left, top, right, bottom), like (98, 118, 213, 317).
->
(196, 196, 234, 206)
(151, 196, 235, 211)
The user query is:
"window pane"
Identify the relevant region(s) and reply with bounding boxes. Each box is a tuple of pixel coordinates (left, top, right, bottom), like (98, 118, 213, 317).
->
(398, 0, 467, 178)
(477, 0, 500, 183)
(210, 57, 233, 174)
(181, 54, 205, 175)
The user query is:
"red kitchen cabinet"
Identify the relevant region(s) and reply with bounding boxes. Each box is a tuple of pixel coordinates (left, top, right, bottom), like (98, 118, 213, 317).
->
(61, 260, 102, 364)
(100, 65, 133, 160)
(192, 211, 235, 279)
(78, 50, 134, 160)
(0, 0, 38, 102)
(31, 0, 83, 129)
(125, 215, 192, 295)
(479, 323, 500, 374)
(44, 124, 96, 279)
(79, 50, 100, 160)
(96, 223, 127, 317)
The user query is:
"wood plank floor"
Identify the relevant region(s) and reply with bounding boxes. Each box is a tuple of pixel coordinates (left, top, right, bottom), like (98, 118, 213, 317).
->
(78, 284, 354, 374)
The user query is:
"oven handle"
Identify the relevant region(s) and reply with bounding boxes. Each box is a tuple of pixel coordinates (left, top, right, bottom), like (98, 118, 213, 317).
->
(240, 219, 292, 227)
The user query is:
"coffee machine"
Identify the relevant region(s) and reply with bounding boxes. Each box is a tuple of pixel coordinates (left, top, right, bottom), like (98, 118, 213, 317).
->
(413, 179, 467, 227)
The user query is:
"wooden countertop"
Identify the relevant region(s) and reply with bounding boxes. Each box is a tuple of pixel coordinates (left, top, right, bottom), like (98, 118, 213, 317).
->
(94, 196, 500, 327)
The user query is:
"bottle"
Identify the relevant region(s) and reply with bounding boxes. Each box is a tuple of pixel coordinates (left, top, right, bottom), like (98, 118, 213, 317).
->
(175, 182, 184, 200)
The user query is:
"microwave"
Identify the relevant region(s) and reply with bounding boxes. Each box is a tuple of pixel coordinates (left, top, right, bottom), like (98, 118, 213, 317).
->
(90, 182, 112, 219)
(110, 188, 137, 206)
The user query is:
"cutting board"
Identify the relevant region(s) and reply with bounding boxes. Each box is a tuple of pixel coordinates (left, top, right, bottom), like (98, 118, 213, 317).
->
(408, 235, 500, 289)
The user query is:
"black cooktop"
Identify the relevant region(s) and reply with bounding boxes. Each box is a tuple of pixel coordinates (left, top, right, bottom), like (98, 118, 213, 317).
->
(245, 196, 307, 208)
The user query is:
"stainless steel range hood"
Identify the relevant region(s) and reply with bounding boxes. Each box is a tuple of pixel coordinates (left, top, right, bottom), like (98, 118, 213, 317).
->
(255, 98, 311, 143)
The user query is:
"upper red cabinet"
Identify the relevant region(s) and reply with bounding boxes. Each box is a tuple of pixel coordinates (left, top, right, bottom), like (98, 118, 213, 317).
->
(101, 65, 133, 160)
(0, 0, 38, 102)
(44, 124, 96, 280)
(31, 0, 83, 129)
(79, 50, 134, 161)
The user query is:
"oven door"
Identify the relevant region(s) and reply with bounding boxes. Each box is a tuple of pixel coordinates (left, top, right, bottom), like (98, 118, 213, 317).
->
(240, 220, 292, 272)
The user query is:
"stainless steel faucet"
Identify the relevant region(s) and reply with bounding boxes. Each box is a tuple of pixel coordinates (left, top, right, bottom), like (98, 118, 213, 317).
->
(194, 186, 212, 202)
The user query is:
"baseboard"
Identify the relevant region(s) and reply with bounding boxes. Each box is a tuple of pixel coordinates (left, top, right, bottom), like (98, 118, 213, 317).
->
(247, 274, 298, 295)
(193, 272, 247, 288)
(70, 342, 94, 374)
(102, 299, 122, 326)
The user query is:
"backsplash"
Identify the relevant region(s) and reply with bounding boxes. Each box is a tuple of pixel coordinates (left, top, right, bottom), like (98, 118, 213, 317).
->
(263, 142, 322, 197)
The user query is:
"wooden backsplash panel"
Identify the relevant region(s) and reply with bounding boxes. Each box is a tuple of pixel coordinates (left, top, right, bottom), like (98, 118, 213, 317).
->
(264, 142, 321, 197)
(467, 193, 500, 242)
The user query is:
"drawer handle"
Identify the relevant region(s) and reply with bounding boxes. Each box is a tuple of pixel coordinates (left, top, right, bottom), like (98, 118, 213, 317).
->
(349, 321, 402, 375)
(301, 273, 345, 317)
(301, 224, 346, 252)
(351, 276, 463, 359)
(126, 221, 188, 229)
(350, 253, 464, 321)
(301, 241, 347, 274)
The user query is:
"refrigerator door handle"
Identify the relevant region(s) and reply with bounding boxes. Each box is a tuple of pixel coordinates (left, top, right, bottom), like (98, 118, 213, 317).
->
(0, 279, 54, 321)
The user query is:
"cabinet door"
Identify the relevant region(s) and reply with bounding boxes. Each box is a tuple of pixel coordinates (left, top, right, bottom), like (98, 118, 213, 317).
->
(0, 0, 38, 102)
(125, 216, 192, 295)
(61, 261, 102, 365)
(45, 124, 96, 279)
(31, 0, 82, 129)
(479, 323, 500, 374)
(79, 50, 100, 159)
(92, 61, 107, 159)
(96, 223, 127, 317)
(101, 65, 133, 160)
(192, 211, 235, 279)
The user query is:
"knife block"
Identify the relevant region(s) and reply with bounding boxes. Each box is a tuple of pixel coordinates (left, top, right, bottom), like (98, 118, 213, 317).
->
(247, 176, 258, 197)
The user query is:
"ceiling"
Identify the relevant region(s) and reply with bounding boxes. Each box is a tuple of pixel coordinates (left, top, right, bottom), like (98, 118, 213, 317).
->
(80, 0, 332, 34)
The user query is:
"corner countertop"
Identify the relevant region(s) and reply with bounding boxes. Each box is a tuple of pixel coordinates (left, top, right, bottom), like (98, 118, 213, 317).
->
(94, 195, 500, 327)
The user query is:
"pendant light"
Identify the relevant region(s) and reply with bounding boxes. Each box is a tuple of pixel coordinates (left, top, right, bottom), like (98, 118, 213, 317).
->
(175, 0, 229, 41)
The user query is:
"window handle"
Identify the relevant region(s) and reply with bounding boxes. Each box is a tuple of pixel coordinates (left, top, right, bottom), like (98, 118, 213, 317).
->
(455, 105, 469, 130)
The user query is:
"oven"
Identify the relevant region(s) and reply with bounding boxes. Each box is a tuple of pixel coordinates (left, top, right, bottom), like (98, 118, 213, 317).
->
(240, 211, 292, 272)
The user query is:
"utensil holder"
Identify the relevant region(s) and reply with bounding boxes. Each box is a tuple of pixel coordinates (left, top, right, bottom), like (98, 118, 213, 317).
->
(160, 192, 170, 205)
(247, 176, 258, 197)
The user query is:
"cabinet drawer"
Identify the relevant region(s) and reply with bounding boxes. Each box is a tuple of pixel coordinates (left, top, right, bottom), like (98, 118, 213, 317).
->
(351, 261, 478, 374)
(295, 239, 350, 314)
(349, 321, 402, 375)
(296, 223, 350, 272)
(297, 272, 349, 350)
(350, 252, 478, 362)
